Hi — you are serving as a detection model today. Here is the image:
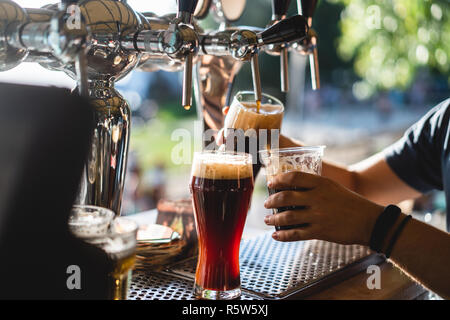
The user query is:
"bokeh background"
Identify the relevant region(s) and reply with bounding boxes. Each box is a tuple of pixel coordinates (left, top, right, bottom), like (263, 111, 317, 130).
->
(1, 0, 448, 234)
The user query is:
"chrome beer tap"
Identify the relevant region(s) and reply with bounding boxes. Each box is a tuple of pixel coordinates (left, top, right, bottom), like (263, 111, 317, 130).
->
(294, 0, 320, 90)
(199, 14, 308, 109)
(164, 0, 200, 110)
(123, 0, 200, 110)
(59, 0, 141, 216)
(192, 1, 247, 131)
(0, 0, 88, 78)
(7, 0, 141, 216)
(0, 0, 201, 216)
(0, 0, 313, 217)
(0, 0, 28, 71)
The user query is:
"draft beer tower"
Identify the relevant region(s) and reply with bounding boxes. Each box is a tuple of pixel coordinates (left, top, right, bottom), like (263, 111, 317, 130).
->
(0, 0, 315, 216)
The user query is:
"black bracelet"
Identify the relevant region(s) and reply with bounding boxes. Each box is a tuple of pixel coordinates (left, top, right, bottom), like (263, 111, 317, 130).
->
(369, 205, 401, 253)
(384, 214, 412, 259)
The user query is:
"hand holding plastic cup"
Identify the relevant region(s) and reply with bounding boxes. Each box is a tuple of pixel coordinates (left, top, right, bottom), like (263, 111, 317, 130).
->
(259, 146, 325, 230)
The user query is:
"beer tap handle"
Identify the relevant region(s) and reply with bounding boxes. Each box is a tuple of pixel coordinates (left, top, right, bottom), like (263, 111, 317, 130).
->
(271, 0, 292, 92)
(297, 0, 318, 25)
(258, 15, 308, 46)
(177, 0, 198, 22)
(272, 0, 291, 19)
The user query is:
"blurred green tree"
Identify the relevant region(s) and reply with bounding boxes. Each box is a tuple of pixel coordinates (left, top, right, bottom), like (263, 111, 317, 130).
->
(330, 0, 449, 98)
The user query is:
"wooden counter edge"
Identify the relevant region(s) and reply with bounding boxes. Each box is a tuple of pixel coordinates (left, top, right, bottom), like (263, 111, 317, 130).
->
(301, 261, 428, 300)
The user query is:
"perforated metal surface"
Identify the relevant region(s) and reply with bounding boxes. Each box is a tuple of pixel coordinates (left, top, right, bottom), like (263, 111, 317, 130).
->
(130, 232, 384, 300)
(129, 272, 259, 300)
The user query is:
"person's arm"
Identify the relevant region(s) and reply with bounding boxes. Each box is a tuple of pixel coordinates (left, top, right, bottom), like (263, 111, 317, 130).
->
(386, 212, 450, 299)
(263, 171, 450, 299)
(279, 135, 422, 205)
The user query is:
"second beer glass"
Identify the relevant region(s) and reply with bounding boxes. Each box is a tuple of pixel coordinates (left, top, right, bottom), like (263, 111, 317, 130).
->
(190, 151, 254, 299)
(223, 91, 284, 179)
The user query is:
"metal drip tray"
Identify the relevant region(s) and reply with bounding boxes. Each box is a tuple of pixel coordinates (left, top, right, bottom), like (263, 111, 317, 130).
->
(129, 272, 258, 300)
(130, 232, 384, 300)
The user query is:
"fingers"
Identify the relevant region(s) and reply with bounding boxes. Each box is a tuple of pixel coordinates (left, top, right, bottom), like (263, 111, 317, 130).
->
(264, 190, 312, 209)
(268, 171, 321, 190)
(264, 209, 314, 227)
(272, 226, 318, 242)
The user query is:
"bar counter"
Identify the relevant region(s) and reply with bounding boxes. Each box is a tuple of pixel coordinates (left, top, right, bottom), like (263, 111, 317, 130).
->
(128, 210, 428, 300)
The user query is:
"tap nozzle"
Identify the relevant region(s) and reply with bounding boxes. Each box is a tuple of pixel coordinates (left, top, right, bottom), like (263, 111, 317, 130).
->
(168, 0, 199, 110)
(280, 45, 289, 92)
(250, 52, 262, 109)
(182, 52, 194, 110)
(309, 33, 320, 90)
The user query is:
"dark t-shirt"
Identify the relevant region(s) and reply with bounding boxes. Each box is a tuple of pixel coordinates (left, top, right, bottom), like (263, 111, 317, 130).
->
(384, 98, 450, 231)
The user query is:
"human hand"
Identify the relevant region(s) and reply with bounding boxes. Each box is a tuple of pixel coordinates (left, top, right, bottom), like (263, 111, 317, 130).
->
(263, 171, 384, 246)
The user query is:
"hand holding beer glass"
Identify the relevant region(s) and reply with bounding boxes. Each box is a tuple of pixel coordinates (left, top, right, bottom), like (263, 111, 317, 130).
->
(260, 147, 325, 230)
(190, 151, 254, 299)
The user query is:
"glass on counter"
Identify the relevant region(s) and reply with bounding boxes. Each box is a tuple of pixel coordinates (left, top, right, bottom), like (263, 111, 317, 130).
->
(69, 205, 138, 300)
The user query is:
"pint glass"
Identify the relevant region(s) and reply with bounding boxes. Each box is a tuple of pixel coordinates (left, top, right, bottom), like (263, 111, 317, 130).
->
(69, 205, 138, 300)
(259, 147, 325, 230)
(190, 151, 254, 299)
(223, 91, 284, 178)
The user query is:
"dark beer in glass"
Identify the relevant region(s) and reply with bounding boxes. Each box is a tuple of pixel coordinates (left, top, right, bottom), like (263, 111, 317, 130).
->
(190, 151, 253, 299)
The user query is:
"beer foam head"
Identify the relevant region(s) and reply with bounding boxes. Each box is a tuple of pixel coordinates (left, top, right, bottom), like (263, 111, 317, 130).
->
(192, 152, 253, 179)
(69, 205, 114, 238)
(224, 101, 284, 131)
(259, 147, 324, 177)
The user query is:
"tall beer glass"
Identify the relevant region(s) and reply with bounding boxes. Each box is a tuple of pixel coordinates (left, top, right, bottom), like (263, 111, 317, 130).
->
(69, 205, 138, 300)
(223, 91, 284, 178)
(259, 147, 325, 230)
(190, 151, 254, 300)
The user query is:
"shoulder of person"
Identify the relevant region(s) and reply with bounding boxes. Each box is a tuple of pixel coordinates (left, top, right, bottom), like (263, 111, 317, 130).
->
(423, 98, 450, 123)
(406, 98, 450, 140)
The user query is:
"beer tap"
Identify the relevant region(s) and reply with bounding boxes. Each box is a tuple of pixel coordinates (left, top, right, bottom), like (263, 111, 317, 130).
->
(265, 0, 291, 93)
(0, 0, 29, 71)
(0, 0, 87, 76)
(58, 0, 89, 97)
(226, 27, 262, 106)
(0, 0, 313, 217)
(122, 0, 200, 110)
(295, 0, 320, 90)
(165, 0, 200, 110)
(200, 14, 308, 104)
